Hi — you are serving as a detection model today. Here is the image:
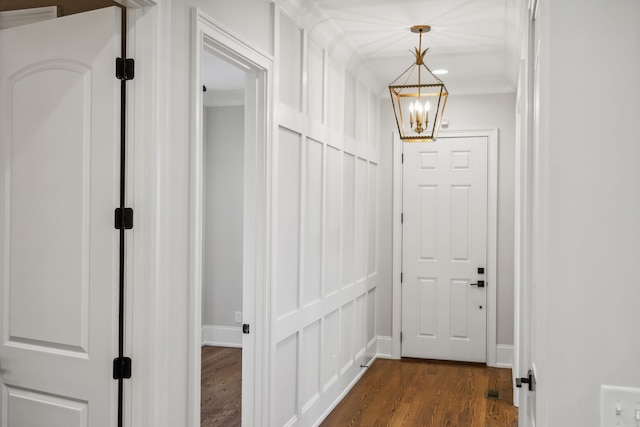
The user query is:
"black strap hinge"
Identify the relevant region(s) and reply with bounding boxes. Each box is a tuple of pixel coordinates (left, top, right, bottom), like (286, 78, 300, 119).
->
(116, 58, 135, 80)
(515, 369, 535, 391)
(113, 357, 132, 380)
(115, 207, 133, 230)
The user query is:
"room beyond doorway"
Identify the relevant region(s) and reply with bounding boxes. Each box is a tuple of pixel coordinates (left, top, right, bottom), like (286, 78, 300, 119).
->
(200, 48, 246, 425)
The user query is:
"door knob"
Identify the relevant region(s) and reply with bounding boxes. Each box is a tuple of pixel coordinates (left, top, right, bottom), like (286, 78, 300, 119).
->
(470, 280, 485, 288)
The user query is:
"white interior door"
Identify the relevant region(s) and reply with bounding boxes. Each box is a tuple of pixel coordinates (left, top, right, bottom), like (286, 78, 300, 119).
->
(401, 136, 488, 363)
(0, 7, 121, 426)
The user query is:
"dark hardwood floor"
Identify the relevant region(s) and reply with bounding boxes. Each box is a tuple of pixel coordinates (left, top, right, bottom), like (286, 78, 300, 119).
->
(320, 358, 518, 427)
(201, 348, 518, 427)
(201, 346, 242, 427)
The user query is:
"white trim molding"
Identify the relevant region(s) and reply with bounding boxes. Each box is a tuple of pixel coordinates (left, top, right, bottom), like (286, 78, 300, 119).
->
(202, 325, 243, 348)
(392, 129, 500, 366)
(0, 6, 59, 30)
(114, 0, 159, 8)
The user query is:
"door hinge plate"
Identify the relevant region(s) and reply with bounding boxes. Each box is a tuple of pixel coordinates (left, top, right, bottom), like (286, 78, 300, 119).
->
(113, 357, 132, 380)
(115, 207, 133, 230)
(116, 57, 134, 80)
(242, 324, 250, 334)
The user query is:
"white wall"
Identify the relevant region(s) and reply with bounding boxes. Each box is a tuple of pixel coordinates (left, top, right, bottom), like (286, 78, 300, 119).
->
(377, 93, 516, 347)
(146, 2, 274, 426)
(530, 0, 640, 424)
(271, 8, 380, 425)
(148, 0, 381, 425)
(202, 106, 244, 345)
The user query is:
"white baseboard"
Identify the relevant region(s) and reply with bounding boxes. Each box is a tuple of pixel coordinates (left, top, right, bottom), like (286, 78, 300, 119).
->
(314, 355, 378, 427)
(496, 344, 513, 368)
(376, 336, 512, 367)
(201, 325, 242, 348)
(376, 335, 392, 359)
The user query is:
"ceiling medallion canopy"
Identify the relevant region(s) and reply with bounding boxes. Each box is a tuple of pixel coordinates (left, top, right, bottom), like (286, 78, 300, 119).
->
(389, 25, 448, 142)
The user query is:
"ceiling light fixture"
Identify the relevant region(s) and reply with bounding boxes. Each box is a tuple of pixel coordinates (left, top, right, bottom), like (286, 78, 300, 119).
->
(389, 25, 448, 142)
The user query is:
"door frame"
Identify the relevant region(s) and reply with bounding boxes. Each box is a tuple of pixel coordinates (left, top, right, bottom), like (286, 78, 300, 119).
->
(188, 8, 273, 427)
(391, 129, 498, 365)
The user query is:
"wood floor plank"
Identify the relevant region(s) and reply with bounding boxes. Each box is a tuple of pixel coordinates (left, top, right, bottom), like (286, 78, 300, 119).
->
(200, 349, 517, 427)
(201, 346, 242, 427)
(320, 358, 518, 427)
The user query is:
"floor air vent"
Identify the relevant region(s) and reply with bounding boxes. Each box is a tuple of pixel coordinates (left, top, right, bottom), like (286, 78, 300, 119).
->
(485, 389, 500, 399)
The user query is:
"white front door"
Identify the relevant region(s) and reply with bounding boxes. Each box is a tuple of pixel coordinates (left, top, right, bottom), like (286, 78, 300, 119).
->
(401, 136, 488, 363)
(0, 7, 122, 426)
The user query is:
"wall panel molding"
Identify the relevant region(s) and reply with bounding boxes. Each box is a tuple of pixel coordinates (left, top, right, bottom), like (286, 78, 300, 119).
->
(272, 4, 382, 425)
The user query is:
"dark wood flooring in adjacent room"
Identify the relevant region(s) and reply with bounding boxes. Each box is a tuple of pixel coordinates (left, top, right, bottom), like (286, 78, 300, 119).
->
(201, 346, 241, 427)
(320, 358, 518, 427)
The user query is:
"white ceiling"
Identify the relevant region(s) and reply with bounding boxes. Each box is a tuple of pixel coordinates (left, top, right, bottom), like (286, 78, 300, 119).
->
(307, 0, 523, 95)
(202, 0, 523, 103)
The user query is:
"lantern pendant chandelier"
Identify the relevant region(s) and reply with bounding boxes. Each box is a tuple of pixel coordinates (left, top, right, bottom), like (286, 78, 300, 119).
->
(389, 25, 448, 142)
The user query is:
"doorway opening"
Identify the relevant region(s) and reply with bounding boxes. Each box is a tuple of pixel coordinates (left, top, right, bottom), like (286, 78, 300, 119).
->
(200, 49, 247, 426)
(190, 9, 272, 427)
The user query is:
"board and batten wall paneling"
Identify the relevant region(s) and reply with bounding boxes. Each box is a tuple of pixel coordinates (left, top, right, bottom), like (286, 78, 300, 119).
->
(368, 162, 378, 275)
(355, 158, 368, 282)
(278, 11, 302, 112)
(324, 146, 342, 296)
(368, 93, 379, 151)
(327, 56, 344, 133)
(321, 309, 339, 388)
(356, 82, 369, 144)
(354, 294, 366, 357)
(344, 72, 356, 139)
(341, 153, 356, 287)
(300, 320, 321, 411)
(275, 126, 301, 319)
(272, 5, 381, 426)
(274, 333, 298, 426)
(367, 288, 376, 344)
(302, 138, 323, 307)
(338, 300, 354, 372)
(306, 37, 324, 124)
